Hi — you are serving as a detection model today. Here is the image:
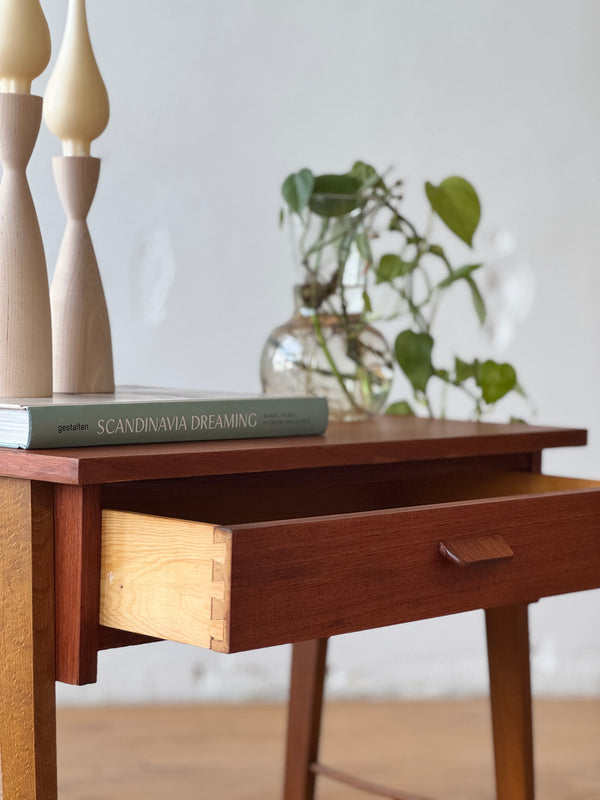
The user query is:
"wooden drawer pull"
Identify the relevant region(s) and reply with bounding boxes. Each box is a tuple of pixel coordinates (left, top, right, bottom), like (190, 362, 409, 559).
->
(439, 534, 514, 567)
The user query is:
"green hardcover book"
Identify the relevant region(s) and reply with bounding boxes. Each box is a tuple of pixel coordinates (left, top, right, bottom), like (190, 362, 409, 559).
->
(0, 386, 329, 449)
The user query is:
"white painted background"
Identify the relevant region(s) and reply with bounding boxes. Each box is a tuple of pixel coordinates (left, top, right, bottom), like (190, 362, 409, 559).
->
(30, 0, 600, 703)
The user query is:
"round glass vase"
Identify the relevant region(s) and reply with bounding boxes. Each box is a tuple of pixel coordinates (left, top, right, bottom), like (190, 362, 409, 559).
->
(260, 285, 393, 422)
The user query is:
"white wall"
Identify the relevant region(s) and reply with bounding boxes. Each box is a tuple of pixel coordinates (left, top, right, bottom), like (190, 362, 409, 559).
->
(29, 0, 600, 703)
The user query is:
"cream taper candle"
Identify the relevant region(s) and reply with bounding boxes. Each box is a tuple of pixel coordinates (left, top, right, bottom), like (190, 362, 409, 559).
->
(43, 0, 109, 156)
(0, 0, 51, 93)
(44, 0, 114, 394)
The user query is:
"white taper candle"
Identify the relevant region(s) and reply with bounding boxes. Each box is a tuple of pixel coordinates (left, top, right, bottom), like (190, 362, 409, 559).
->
(43, 0, 109, 155)
(0, 0, 51, 93)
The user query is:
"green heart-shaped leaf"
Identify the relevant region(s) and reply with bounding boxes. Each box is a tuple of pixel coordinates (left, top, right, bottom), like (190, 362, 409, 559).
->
(395, 330, 434, 393)
(425, 177, 481, 247)
(386, 400, 416, 416)
(376, 254, 415, 284)
(454, 357, 479, 383)
(350, 161, 386, 190)
(477, 360, 517, 404)
(281, 169, 314, 215)
(309, 174, 362, 217)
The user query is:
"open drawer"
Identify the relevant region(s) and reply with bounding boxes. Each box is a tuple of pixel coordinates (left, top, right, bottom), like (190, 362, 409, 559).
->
(99, 472, 600, 653)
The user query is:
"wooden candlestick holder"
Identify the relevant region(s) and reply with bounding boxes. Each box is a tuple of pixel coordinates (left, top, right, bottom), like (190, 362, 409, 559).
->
(50, 154, 114, 394)
(0, 92, 52, 397)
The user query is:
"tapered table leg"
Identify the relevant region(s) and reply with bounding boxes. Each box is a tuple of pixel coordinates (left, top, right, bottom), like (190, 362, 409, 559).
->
(485, 604, 535, 800)
(0, 478, 56, 800)
(283, 638, 328, 800)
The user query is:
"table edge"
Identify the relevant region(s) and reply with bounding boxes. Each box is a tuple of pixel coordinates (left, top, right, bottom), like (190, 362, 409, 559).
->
(0, 420, 587, 485)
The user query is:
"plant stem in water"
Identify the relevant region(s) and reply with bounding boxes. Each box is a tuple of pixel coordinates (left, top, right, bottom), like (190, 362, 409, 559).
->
(311, 313, 362, 413)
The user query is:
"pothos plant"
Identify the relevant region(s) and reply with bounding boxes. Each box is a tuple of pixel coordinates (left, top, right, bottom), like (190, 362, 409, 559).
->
(281, 161, 525, 420)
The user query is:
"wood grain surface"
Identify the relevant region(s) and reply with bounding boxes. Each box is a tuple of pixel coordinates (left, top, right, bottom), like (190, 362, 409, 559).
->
(439, 534, 514, 566)
(310, 763, 434, 800)
(0, 417, 586, 485)
(284, 639, 328, 800)
(99, 510, 229, 650)
(223, 484, 600, 651)
(0, 93, 52, 397)
(0, 479, 56, 800)
(54, 484, 102, 685)
(100, 452, 538, 524)
(50, 155, 114, 394)
(54, 700, 600, 800)
(486, 605, 535, 800)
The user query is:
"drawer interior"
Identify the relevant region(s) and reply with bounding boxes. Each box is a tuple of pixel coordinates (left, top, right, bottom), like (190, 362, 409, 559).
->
(102, 468, 600, 527)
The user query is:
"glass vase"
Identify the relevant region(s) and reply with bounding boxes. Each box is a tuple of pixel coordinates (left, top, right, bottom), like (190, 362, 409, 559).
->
(260, 286, 393, 422)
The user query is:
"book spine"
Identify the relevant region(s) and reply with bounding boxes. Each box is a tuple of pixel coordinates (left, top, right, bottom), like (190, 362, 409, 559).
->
(25, 397, 328, 449)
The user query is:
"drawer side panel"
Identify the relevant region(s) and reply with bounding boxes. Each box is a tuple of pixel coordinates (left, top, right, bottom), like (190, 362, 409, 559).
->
(100, 510, 231, 651)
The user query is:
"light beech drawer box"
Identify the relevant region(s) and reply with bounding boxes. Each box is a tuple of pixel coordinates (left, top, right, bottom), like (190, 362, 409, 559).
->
(99, 472, 600, 653)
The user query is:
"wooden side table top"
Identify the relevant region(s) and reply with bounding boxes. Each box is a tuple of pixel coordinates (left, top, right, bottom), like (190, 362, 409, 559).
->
(0, 416, 587, 484)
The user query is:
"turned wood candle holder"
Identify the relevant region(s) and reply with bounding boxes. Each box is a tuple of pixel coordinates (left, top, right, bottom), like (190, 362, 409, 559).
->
(0, 93, 52, 397)
(50, 155, 114, 394)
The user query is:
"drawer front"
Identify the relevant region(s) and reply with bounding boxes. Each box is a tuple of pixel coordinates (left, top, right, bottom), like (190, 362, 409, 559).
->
(100, 476, 600, 653)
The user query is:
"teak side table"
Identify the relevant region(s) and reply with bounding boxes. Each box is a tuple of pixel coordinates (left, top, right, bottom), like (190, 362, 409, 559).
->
(0, 416, 597, 800)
